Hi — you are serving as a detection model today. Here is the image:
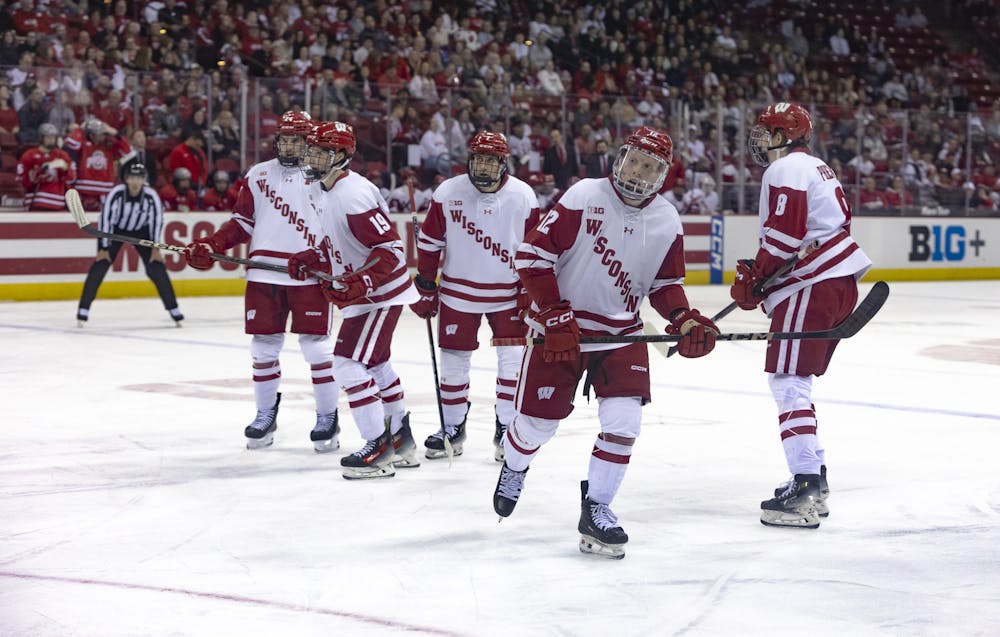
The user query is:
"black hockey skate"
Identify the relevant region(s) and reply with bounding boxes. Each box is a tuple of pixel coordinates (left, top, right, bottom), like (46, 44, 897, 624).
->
(578, 480, 629, 559)
(310, 410, 340, 453)
(169, 307, 184, 326)
(493, 463, 528, 519)
(493, 414, 506, 463)
(774, 465, 829, 518)
(76, 308, 88, 327)
(244, 393, 280, 449)
(390, 413, 420, 468)
(424, 403, 469, 459)
(761, 473, 822, 529)
(341, 429, 396, 480)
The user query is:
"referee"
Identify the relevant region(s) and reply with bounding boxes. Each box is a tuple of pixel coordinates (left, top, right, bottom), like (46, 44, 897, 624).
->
(76, 163, 185, 326)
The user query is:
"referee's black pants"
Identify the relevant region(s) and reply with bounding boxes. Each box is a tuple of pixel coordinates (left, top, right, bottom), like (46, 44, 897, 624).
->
(78, 230, 179, 312)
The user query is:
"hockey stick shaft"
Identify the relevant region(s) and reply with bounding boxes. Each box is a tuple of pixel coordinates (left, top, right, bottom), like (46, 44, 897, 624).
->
(494, 281, 889, 347)
(411, 211, 453, 460)
(64, 188, 367, 283)
(665, 239, 821, 358)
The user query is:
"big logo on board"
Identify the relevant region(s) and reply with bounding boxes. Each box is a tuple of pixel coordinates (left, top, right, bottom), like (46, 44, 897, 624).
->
(908, 225, 986, 262)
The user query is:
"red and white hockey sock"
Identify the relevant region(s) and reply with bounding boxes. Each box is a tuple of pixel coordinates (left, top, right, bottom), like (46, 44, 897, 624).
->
(310, 361, 338, 414)
(252, 360, 281, 410)
(779, 407, 821, 475)
(502, 421, 539, 471)
(368, 361, 406, 434)
(344, 377, 385, 441)
(587, 432, 634, 504)
(495, 376, 517, 426)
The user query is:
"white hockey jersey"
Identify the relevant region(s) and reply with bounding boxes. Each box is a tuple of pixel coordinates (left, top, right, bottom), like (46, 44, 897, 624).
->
(308, 171, 418, 318)
(756, 149, 872, 314)
(515, 177, 688, 352)
(417, 174, 540, 314)
(232, 159, 323, 286)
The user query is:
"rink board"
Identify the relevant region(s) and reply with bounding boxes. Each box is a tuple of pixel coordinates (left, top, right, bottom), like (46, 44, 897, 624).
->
(1, 211, 997, 301)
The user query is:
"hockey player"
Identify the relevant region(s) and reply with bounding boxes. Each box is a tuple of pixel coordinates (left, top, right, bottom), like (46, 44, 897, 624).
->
(64, 118, 133, 211)
(734, 102, 872, 529)
(286, 121, 420, 480)
(76, 162, 183, 326)
(410, 130, 541, 461)
(183, 110, 342, 452)
(492, 126, 719, 558)
(16, 123, 76, 210)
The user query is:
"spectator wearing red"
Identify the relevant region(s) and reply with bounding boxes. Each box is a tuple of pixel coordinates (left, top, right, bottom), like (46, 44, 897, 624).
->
(0, 84, 19, 137)
(17, 123, 76, 211)
(167, 130, 208, 192)
(858, 176, 887, 210)
(64, 119, 134, 211)
(159, 167, 199, 212)
(201, 170, 239, 211)
(881, 176, 913, 210)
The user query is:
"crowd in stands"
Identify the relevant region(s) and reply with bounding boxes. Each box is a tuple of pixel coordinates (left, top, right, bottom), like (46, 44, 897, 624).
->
(2, 0, 1000, 215)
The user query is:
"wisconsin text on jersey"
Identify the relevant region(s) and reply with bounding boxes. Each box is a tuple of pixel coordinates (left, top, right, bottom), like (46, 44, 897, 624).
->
(256, 178, 318, 247)
(450, 209, 514, 267)
(586, 217, 640, 311)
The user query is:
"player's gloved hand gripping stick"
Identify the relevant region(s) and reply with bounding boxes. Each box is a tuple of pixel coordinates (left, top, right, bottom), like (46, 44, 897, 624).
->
(66, 188, 376, 283)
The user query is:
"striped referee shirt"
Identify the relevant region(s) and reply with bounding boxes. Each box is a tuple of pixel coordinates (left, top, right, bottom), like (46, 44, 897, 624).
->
(98, 184, 165, 249)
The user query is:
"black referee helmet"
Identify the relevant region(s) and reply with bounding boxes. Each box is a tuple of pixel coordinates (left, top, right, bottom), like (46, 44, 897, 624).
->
(125, 162, 148, 178)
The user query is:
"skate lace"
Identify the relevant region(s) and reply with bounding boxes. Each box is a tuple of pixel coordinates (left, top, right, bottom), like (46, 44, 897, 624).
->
(775, 476, 795, 498)
(497, 466, 525, 500)
(351, 433, 388, 458)
(248, 408, 277, 432)
(430, 425, 457, 441)
(313, 412, 337, 434)
(588, 502, 620, 531)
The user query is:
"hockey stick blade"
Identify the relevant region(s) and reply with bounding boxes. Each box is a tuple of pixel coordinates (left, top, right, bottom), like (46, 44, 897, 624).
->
(493, 281, 889, 347)
(64, 188, 366, 283)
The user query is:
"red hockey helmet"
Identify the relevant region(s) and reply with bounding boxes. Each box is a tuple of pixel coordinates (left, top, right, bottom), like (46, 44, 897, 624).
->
(466, 130, 509, 192)
(611, 126, 673, 202)
(302, 121, 356, 180)
(749, 102, 813, 166)
(277, 110, 314, 137)
(467, 130, 510, 157)
(307, 121, 357, 155)
(274, 110, 312, 167)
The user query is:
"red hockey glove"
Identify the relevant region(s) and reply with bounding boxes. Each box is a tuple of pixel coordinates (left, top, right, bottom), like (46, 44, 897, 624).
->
(184, 237, 223, 270)
(730, 259, 765, 311)
(409, 275, 439, 318)
(515, 283, 532, 320)
(667, 308, 719, 358)
(537, 301, 580, 363)
(323, 270, 376, 308)
(286, 248, 330, 281)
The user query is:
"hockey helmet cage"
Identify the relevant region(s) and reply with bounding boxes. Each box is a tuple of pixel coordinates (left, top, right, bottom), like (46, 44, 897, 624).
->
(749, 102, 813, 166)
(302, 121, 356, 180)
(611, 126, 673, 202)
(275, 110, 312, 167)
(467, 130, 509, 192)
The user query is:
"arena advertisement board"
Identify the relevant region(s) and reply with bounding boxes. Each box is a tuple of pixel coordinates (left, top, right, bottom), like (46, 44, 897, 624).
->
(1, 212, 994, 301)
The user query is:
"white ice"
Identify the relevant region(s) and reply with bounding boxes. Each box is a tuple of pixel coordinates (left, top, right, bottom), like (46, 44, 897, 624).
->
(1, 280, 999, 637)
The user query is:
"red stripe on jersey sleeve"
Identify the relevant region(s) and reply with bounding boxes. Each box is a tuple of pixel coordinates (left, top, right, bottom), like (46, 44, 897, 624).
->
(347, 207, 400, 248)
(232, 183, 256, 228)
(518, 204, 582, 308)
(417, 200, 446, 278)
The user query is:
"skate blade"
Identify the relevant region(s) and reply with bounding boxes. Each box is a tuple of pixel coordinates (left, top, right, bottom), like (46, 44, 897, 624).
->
(77, 320, 86, 328)
(392, 452, 421, 468)
(425, 444, 463, 459)
(312, 436, 340, 453)
(342, 463, 396, 480)
(760, 506, 820, 529)
(246, 433, 275, 450)
(817, 501, 829, 518)
(579, 535, 626, 560)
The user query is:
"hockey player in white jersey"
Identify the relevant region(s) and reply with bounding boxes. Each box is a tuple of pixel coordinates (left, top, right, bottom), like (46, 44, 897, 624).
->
(286, 121, 420, 480)
(183, 110, 341, 452)
(492, 126, 719, 558)
(410, 130, 541, 461)
(736, 102, 871, 529)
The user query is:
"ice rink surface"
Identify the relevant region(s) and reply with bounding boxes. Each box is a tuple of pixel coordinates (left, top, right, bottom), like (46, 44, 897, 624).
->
(1, 280, 998, 636)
